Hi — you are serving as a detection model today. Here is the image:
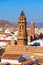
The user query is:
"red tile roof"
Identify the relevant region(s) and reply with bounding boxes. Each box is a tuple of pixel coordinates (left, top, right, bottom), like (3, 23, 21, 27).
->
(0, 40, 11, 42)
(2, 53, 22, 60)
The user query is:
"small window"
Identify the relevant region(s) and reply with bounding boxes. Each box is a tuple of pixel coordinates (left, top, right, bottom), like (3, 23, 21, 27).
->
(19, 26, 21, 29)
(22, 25, 24, 29)
(14, 41, 17, 45)
(19, 26, 21, 35)
(19, 26, 21, 32)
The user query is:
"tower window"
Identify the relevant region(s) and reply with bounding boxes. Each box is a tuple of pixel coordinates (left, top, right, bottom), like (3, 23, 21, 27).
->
(19, 26, 21, 32)
(19, 26, 21, 35)
(22, 25, 24, 29)
(19, 26, 21, 29)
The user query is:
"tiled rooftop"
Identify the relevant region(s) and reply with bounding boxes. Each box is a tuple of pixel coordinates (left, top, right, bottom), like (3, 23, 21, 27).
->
(2, 53, 22, 60)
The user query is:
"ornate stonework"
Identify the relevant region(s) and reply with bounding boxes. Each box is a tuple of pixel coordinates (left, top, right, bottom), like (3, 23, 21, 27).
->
(17, 11, 27, 45)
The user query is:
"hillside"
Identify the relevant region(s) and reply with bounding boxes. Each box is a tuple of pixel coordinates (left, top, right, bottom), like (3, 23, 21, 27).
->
(0, 20, 17, 29)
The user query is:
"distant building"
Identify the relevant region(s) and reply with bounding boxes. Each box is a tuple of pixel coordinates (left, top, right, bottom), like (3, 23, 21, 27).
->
(30, 21, 35, 41)
(5, 29, 11, 34)
(27, 20, 35, 42)
(17, 11, 27, 45)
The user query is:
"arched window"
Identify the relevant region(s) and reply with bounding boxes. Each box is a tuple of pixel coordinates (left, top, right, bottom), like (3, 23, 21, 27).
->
(14, 40, 17, 45)
(22, 25, 24, 29)
(19, 26, 21, 35)
(19, 26, 21, 30)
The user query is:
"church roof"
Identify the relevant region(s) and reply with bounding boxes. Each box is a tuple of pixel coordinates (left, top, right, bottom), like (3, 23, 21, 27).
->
(20, 11, 25, 16)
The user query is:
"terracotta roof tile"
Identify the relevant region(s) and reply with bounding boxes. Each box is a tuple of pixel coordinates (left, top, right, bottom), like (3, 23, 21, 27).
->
(0, 40, 11, 42)
(2, 53, 22, 60)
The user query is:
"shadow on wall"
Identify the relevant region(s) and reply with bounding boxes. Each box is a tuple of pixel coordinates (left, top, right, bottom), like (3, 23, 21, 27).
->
(38, 33, 43, 39)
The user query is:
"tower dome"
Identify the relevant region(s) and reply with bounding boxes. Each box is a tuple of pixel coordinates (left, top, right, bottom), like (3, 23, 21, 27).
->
(20, 11, 25, 16)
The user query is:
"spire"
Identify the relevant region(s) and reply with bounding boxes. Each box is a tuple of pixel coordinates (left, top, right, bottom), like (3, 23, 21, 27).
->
(31, 19, 34, 24)
(20, 11, 25, 16)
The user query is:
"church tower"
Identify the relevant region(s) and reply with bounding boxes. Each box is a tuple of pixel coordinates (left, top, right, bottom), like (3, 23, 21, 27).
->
(30, 20, 35, 41)
(17, 11, 27, 45)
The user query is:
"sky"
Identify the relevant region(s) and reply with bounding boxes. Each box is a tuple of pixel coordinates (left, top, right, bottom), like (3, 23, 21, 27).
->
(0, 0, 43, 23)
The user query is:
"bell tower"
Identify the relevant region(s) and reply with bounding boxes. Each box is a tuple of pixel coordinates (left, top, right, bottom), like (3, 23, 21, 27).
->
(17, 11, 27, 45)
(30, 20, 35, 41)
